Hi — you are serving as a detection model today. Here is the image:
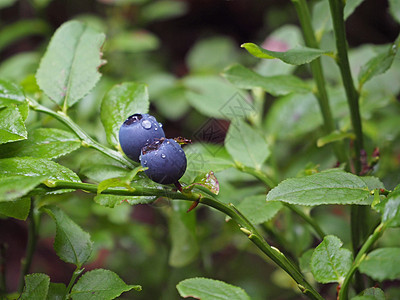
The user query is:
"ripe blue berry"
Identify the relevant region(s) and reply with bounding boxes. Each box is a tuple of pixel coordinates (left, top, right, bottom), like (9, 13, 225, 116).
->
(140, 138, 187, 184)
(119, 113, 165, 162)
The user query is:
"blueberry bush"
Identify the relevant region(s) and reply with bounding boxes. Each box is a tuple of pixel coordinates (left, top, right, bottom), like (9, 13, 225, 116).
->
(1, 0, 400, 299)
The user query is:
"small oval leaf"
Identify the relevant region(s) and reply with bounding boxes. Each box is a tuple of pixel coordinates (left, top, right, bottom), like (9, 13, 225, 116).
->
(177, 277, 250, 300)
(36, 20, 105, 109)
(44, 207, 92, 268)
(222, 64, 311, 96)
(70, 269, 141, 299)
(267, 169, 370, 206)
(241, 43, 329, 65)
(310, 235, 352, 284)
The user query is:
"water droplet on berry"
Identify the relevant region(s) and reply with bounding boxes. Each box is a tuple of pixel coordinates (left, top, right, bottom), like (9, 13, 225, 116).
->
(143, 160, 147, 165)
(161, 154, 166, 159)
(154, 127, 158, 131)
(159, 123, 163, 128)
(141, 120, 152, 129)
(178, 149, 182, 153)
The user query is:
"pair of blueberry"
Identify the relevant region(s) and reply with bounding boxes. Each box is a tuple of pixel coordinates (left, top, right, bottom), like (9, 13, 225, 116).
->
(119, 113, 187, 185)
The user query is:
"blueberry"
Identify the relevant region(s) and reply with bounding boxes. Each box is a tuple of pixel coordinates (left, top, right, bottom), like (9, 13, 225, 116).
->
(140, 138, 187, 184)
(119, 113, 165, 162)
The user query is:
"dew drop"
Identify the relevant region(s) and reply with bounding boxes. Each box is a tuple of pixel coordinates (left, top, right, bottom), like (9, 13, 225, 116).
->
(178, 149, 183, 153)
(161, 154, 166, 159)
(159, 122, 163, 128)
(154, 127, 158, 131)
(143, 160, 147, 165)
(141, 119, 152, 129)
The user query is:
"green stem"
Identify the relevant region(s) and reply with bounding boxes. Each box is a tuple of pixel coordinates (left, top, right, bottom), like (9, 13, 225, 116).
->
(18, 199, 38, 293)
(328, 0, 364, 172)
(339, 222, 386, 300)
(27, 98, 136, 169)
(43, 180, 323, 300)
(292, 0, 347, 164)
(65, 267, 84, 299)
(43, 180, 202, 201)
(328, 1, 366, 292)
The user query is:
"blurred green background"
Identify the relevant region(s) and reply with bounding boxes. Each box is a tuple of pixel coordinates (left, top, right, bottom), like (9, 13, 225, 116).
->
(1, 0, 399, 299)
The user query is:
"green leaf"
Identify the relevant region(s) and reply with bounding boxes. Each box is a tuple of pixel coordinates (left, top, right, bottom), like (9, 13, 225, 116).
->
(317, 130, 356, 147)
(168, 201, 199, 267)
(225, 119, 270, 169)
(44, 207, 92, 267)
(100, 82, 149, 148)
(0, 157, 81, 183)
(389, 0, 400, 23)
(0, 175, 45, 202)
(222, 64, 311, 96)
(267, 169, 370, 206)
(241, 43, 329, 65)
(359, 248, 400, 281)
(237, 195, 282, 225)
(310, 235, 352, 284)
(358, 36, 400, 88)
(184, 75, 253, 120)
(0, 197, 31, 220)
(0, 78, 25, 107)
(46, 283, 67, 300)
(0, 19, 50, 52)
(0, 105, 27, 144)
(264, 92, 323, 139)
(70, 269, 141, 299)
(94, 194, 155, 208)
(0, 128, 81, 159)
(20, 273, 50, 300)
(352, 287, 386, 300)
(382, 185, 400, 227)
(36, 20, 106, 108)
(177, 277, 250, 300)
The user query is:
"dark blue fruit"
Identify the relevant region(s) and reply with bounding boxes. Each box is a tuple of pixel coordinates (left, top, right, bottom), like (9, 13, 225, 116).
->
(119, 113, 165, 162)
(140, 138, 187, 184)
